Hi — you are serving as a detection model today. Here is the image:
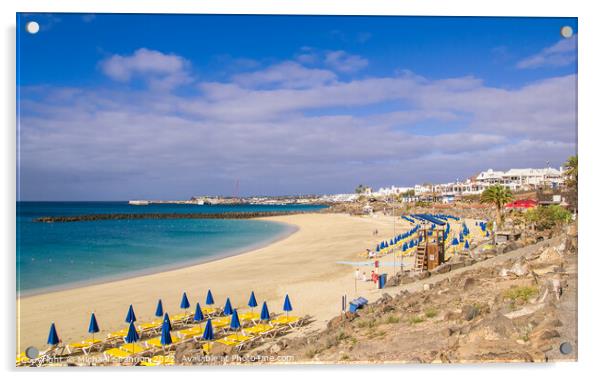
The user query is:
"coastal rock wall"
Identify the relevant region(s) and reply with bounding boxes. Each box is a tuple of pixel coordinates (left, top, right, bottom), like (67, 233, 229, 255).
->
(34, 211, 309, 223)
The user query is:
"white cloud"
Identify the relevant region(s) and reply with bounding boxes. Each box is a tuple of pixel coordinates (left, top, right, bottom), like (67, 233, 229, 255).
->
(100, 48, 193, 90)
(516, 36, 577, 69)
(18, 51, 577, 199)
(324, 50, 369, 73)
(232, 61, 337, 89)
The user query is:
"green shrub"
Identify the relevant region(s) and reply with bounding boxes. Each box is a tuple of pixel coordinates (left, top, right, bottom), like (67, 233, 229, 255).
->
(525, 205, 572, 231)
(503, 286, 538, 302)
(424, 308, 438, 318)
(384, 315, 400, 324)
(358, 318, 376, 329)
(408, 315, 425, 324)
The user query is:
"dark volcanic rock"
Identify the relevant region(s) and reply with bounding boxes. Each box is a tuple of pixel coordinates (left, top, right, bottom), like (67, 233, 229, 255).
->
(461, 305, 480, 321)
(35, 211, 308, 223)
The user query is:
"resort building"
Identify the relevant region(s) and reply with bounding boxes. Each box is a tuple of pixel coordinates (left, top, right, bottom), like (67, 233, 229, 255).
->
(373, 186, 414, 197)
(475, 167, 565, 190)
(368, 166, 566, 202)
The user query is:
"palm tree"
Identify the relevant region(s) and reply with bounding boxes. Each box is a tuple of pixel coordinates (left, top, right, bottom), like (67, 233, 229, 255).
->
(355, 184, 367, 194)
(480, 184, 514, 227)
(564, 155, 577, 189)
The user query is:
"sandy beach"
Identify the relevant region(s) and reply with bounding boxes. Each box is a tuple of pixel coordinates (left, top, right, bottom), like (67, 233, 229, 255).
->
(18, 212, 427, 353)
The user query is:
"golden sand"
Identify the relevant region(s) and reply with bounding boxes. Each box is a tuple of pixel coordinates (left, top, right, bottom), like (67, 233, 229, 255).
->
(17, 213, 475, 353)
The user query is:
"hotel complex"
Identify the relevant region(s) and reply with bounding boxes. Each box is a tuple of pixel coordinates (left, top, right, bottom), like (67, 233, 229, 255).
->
(320, 166, 565, 203)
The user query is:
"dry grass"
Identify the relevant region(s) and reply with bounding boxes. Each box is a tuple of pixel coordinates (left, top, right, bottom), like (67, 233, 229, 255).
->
(503, 286, 538, 302)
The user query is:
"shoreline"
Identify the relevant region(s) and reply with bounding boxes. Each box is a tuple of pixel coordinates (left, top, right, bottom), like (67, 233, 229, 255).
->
(18, 221, 299, 298)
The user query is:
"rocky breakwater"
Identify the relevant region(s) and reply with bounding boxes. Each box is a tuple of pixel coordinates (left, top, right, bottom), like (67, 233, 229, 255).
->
(35, 211, 308, 223)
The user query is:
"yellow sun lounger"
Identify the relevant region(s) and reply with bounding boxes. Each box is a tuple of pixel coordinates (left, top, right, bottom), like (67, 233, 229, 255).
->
(103, 348, 136, 361)
(144, 335, 182, 349)
(65, 338, 104, 355)
(138, 320, 163, 331)
(176, 326, 204, 340)
(211, 317, 231, 329)
(202, 306, 217, 315)
(270, 315, 301, 327)
(242, 323, 280, 338)
(16, 352, 31, 366)
(140, 355, 175, 366)
(172, 313, 191, 323)
(119, 343, 149, 354)
(215, 333, 255, 350)
(239, 312, 260, 323)
(107, 328, 129, 339)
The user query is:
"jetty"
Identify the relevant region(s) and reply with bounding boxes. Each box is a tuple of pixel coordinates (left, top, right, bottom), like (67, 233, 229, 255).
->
(34, 211, 308, 223)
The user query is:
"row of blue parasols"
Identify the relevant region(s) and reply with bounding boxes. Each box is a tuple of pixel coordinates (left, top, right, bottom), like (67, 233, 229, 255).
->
(47, 291, 294, 348)
(375, 224, 421, 253)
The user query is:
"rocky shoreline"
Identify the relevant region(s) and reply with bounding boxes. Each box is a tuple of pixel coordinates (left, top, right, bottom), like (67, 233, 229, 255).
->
(246, 223, 578, 363)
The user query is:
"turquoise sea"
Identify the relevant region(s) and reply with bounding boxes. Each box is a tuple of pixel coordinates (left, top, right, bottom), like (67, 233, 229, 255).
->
(17, 202, 325, 294)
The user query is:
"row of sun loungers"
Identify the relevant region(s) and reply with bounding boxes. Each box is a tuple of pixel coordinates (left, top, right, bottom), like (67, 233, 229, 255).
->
(17, 313, 307, 367)
(100, 314, 306, 364)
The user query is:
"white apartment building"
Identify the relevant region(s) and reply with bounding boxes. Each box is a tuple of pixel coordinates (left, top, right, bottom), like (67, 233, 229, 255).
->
(476, 167, 564, 190)
(336, 166, 565, 204)
(373, 185, 414, 197)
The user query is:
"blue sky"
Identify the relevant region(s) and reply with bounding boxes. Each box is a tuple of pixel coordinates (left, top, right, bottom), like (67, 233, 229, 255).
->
(17, 14, 577, 200)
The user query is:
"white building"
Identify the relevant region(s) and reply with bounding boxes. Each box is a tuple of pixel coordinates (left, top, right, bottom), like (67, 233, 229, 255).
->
(475, 169, 506, 185)
(475, 167, 564, 191)
(319, 193, 359, 202)
(373, 186, 413, 197)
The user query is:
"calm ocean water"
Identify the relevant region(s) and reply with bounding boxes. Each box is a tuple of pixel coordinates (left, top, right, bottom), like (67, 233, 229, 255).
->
(17, 202, 325, 294)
